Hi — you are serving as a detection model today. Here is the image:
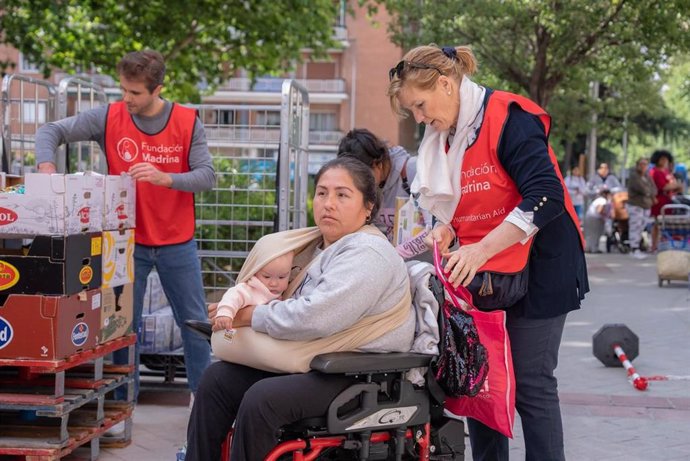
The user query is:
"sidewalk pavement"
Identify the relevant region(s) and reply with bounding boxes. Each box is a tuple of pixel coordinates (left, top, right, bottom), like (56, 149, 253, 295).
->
(76, 251, 689, 461)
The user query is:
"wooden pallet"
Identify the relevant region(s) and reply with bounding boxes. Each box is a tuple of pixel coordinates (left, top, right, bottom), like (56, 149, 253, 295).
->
(0, 335, 136, 403)
(0, 336, 136, 460)
(0, 402, 133, 460)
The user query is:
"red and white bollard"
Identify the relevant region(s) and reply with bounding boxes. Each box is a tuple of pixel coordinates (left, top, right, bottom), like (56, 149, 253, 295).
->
(642, 374, 690, 382)
(612, 344, 648, 391)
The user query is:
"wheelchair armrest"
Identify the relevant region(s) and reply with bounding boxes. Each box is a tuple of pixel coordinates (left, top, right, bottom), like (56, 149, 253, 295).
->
(184, 319, 213, 341)
(310, 351, 433, 375)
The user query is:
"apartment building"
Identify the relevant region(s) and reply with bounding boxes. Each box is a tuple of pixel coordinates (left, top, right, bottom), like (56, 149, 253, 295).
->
(202, 2, 416, 172)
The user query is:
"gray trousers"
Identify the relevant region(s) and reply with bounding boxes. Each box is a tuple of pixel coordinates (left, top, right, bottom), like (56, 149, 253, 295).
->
(468, 312, 568, 461)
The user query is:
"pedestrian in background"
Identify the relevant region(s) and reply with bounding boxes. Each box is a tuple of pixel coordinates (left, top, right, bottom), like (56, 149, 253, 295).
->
(626, 157, 656, 258)
(584, 188, 613, 253)
(35, 50, 214, 406)
(586, 162, 621, 198)
(337, 128, 431, 259)
(649, 149, 683, 251)
(564, 165, 587, 224)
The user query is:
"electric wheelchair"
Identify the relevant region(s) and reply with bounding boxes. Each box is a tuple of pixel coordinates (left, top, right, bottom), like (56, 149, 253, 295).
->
(236, 351, 466, 461)
(187, 276, 466, 460)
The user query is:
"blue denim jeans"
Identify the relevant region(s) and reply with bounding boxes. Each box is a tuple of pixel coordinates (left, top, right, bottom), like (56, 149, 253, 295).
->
(114, 239, 211, 399)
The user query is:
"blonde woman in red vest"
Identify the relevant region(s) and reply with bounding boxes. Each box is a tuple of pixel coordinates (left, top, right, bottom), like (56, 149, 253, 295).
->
(388, 45, 589, 460)
(36, 50, 215, 409)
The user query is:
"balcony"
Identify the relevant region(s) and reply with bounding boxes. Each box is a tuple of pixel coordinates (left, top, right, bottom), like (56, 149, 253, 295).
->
(204, 126, 342, 149)
(211, 78, 348, 104)
(309, 130, 343, 145)
(332, 25, 348, 42)
(220, 77, 346, 93)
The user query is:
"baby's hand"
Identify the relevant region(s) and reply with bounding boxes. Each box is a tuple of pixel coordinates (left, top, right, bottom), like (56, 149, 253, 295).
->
(213, 316, 234, 332)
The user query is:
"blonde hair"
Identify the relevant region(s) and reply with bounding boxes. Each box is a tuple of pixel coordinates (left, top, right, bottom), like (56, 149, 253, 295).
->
(387, 44, 477, 118)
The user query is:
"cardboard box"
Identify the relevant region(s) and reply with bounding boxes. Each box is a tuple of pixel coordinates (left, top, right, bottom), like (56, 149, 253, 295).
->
(100, 283, 133, 344)
(0, 173, 23, 189)
(102, 229, 134, 288)
(0, 173, 104, 236)
(103, 174, 136, 230)
(0, 232, 102, 296)
(0, 289, 101, 360)
(392, 197, 430, 247)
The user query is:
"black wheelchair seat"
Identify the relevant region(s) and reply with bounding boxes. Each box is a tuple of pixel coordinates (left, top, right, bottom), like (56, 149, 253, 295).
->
(310, 351, 433, 375)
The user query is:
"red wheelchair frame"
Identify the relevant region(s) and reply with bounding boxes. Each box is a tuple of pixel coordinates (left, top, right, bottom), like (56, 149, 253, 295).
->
(222, 424, 433, 461)
(218, 351, 465, 461)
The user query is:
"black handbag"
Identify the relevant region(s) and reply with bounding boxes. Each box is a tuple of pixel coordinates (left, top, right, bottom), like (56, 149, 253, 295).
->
(431, 243, 489, 398)
(466, 266, 529, 310)
(433, 299, 489, 397)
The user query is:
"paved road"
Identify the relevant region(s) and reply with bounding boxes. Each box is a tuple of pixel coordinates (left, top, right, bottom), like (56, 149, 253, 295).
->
(89, 252, 689, 461)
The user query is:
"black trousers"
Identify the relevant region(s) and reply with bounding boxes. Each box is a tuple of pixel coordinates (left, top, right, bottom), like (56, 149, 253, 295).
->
(468, 312, 568, 461)
(185, 361, 356, 461)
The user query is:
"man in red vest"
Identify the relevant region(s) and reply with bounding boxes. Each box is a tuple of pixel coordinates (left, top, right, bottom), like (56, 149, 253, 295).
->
(36, 50, 214, 406)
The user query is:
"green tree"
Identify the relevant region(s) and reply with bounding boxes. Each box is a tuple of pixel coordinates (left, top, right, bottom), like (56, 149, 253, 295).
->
(369, 0, 690, 167)
(374, 0, 690, 106)
(0, 0, 340, 102)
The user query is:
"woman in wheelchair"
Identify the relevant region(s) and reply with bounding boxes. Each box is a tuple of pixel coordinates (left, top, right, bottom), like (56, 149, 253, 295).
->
(185, 157, 419, 461)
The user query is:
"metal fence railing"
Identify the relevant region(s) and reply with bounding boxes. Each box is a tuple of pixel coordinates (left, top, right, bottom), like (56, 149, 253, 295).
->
(56, 76, 109, 173)
(1, 74, 57, 175)
(0, 75, 311, 302)
(193, 80, 310, 301)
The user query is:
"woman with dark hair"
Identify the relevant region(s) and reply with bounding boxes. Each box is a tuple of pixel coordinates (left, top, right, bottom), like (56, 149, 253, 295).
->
(337, 128, 429, 258)
(649, 149, 683, 250)
(184, 157, 415, 461)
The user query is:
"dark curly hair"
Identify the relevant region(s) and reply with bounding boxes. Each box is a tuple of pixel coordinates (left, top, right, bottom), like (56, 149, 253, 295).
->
(650, 149, 674, 166)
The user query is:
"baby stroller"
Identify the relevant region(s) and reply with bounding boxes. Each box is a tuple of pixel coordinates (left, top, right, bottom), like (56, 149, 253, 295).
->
(606, 189, 630, 253)
(606, 217, 630, 253)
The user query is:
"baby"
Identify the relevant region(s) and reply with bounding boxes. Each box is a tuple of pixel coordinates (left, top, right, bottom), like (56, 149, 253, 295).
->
(214, 250, 294, 335)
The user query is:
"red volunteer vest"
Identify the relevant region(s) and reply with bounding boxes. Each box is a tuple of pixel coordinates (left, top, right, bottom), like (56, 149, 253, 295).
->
(105, 101, 197, 246)
(451, 91, 583, 273)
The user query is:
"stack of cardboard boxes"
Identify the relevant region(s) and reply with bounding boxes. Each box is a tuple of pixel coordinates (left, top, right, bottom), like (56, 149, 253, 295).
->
(100, 173, 137, 345)
(0, 172, 136, 360)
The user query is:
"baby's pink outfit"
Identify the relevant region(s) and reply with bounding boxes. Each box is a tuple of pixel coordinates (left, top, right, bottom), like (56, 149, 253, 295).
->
(216, 276, 281, 319)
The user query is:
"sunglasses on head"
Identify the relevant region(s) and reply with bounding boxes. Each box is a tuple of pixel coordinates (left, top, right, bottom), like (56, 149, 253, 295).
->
(388, 60, 443, 81)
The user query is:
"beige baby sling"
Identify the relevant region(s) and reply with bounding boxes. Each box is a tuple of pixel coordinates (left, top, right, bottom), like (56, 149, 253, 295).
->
(211, 225, 412, 373)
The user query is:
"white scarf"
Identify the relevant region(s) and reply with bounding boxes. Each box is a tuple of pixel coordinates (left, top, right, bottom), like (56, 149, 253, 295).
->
(411, 76, 486, 224)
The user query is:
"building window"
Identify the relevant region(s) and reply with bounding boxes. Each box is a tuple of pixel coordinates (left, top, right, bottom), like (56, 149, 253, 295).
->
(19, 53, 40, 73)
(336, 0, 347, 27)
(306, 62, 337, 80)
(310, 113, 337, 132)
(22, 102, 47, 124)
(256, 111, 281, 127)
(202, 109, 244, 126)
